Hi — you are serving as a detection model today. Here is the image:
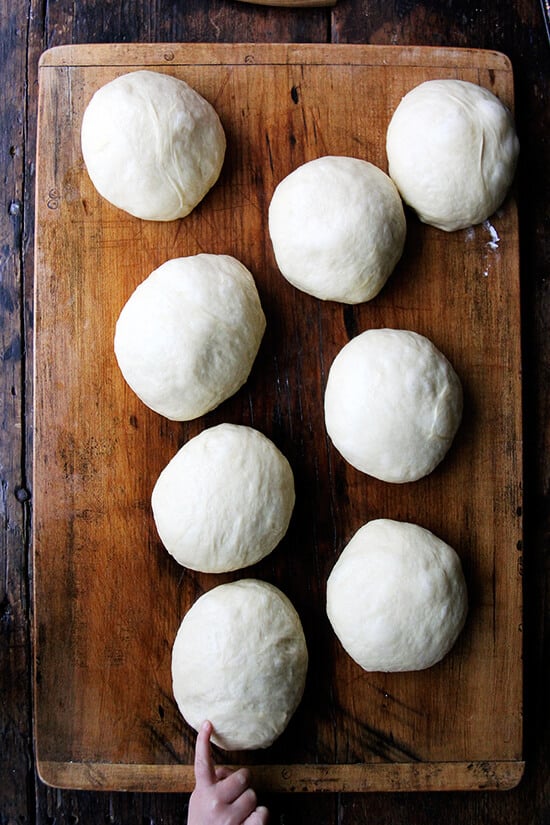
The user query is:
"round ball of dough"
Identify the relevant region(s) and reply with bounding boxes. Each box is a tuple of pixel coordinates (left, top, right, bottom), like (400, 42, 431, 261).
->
(326, 519, 468, 672)
(114, 254, 266, 421)
(172, 579, 308, 750)
(386, 79, 519, 231)
(81, 70, 226, 221)
(268, 156, 406, 304)
(324, 329, 462, 483)
(152, 424, 295, 573)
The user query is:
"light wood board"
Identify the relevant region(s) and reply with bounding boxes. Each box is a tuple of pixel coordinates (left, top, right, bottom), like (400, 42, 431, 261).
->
(33, 43, 524, 792)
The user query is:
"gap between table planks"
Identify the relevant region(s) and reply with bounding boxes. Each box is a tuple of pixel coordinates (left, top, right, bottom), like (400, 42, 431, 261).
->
(33, 43, 523, 792)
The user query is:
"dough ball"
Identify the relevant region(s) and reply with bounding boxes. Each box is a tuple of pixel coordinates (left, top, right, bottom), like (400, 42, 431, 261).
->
(114, 254, 266, 421)
(172, 579, 308, 750)
(268, 156, 406, 304)
(326, 519, 468, 672)
(152, 424, 295, 573)
(386, 79, 519, 231)
(81, 70, 226, 221)
(324, 329, 462, 483)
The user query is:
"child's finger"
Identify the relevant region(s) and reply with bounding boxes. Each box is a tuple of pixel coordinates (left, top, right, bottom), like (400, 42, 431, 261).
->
(214, 765, 234, 780)
(227, 787, 258, 822)
(216, 767, 251, 803)
(243, 807, 270, 825)
(193, 720, 216, 787)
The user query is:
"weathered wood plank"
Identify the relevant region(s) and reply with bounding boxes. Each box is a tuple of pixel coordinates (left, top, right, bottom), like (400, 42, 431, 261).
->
(39, 0, 330, 48)
(0, 4, 34, 824)
(233, 0, 336, 6)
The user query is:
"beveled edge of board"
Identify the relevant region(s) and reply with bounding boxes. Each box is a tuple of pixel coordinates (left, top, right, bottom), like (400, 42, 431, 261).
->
(37, 42, 514, 73)
(37, 759, 525, 793)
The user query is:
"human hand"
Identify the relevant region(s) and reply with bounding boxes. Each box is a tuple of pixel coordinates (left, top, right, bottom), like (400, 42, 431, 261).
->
(188, 720, 269, 825)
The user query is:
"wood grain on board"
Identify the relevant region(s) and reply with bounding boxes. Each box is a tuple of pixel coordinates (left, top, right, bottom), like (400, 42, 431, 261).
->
(33, 43, 523, 792)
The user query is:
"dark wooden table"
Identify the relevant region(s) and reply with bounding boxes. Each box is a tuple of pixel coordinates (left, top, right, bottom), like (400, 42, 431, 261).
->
(2, 1, 549, 822)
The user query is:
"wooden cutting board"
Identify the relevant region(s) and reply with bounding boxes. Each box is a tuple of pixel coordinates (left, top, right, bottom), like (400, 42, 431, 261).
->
(33, 43, 524, 793)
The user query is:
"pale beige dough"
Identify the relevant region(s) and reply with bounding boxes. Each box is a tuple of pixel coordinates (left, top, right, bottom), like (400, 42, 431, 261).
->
(324, 328, 462, 483)
(114, 254, 266, 421)
(152, 424, 295, 573)
(386, 79, 519, 231)
(326, 519, 468, 672)
(171, 579, 308, 750)
(81, 69, 226, 221)
(268, 156, 406, 304)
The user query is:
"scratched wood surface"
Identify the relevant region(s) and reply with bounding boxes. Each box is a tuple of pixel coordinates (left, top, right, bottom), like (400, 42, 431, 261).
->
(33, 42, 523, 793)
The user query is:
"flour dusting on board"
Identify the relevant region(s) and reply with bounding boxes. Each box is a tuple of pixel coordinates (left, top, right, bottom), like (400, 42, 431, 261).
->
(481, 219, 501, 277)
(484, 220, 501, 251)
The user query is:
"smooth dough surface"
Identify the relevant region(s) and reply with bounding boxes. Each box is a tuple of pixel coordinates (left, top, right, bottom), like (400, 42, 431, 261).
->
(386, 78, 519, 231)
(326, 519, 468, 672)
(171, 579, 308, 750)
(152, 424, 295, 573)
(268, 156, 406, 304)
(324, 328, 462, 483)
(81, 70, 226, 221)
(114, 254, 266, 421)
